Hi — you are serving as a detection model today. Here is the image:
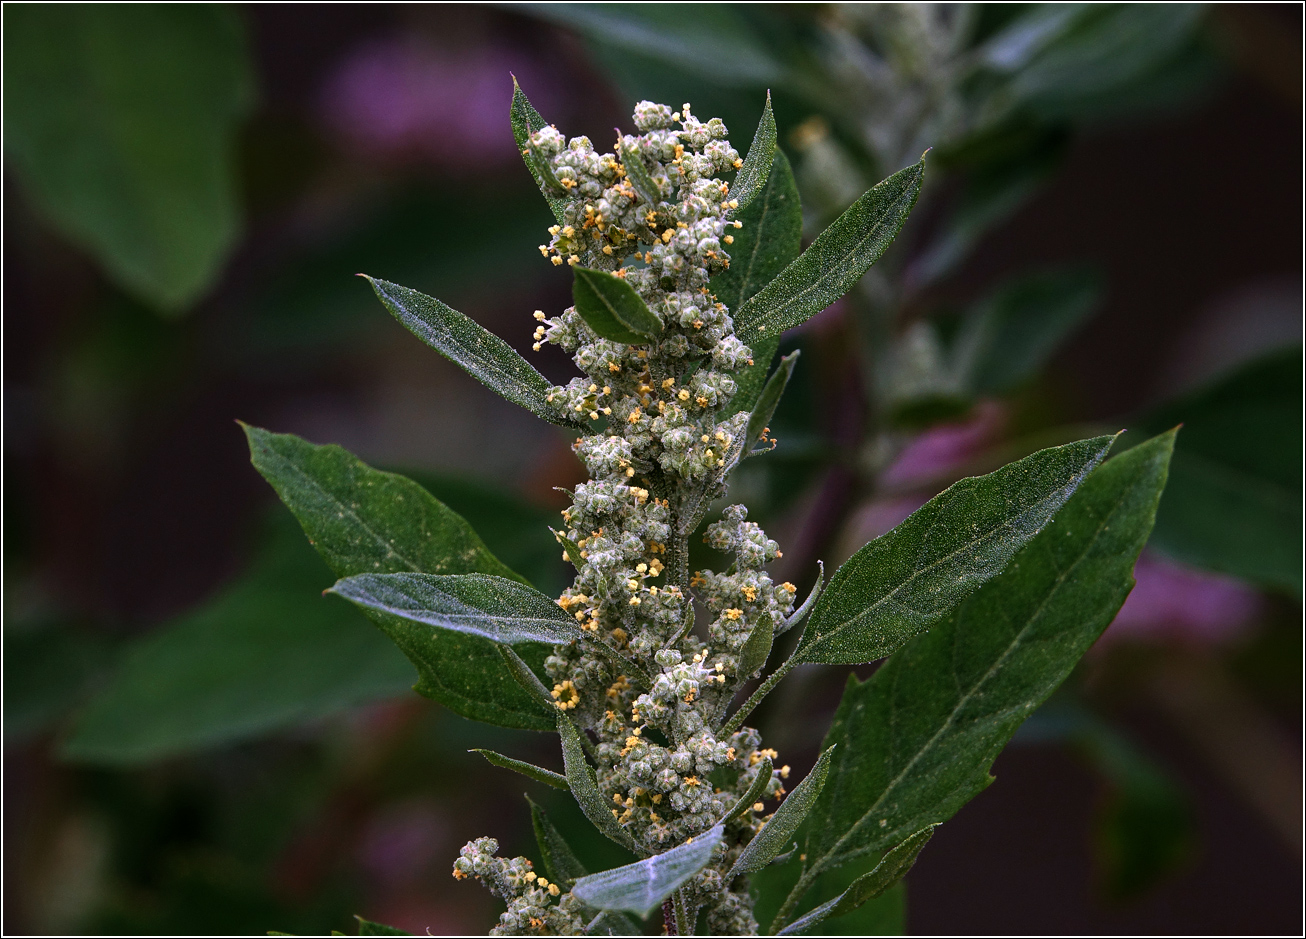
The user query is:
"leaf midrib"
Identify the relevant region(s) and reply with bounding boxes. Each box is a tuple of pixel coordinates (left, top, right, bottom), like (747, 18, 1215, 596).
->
(810, 475, 1133, 875)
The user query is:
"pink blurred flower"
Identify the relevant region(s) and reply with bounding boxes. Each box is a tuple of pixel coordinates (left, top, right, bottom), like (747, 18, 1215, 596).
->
(1101, 550, 1265, 646)
(880, 400, 1006, 489)
(358, 801, 447, 886)
(318, 35, 554, 169)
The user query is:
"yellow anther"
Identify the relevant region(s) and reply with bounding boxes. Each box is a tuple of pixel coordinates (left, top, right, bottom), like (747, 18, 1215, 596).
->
(548, 883, 560, 897)
(725, 608, 742, 620)
(662, 377, 675, 389)
(534, 310, 546, 321)
(678, 389, 691, 401)
(724, 235, 734, 244)
(661, 230, 673, 243)
(753, 802, 765, 813)
(551, 256, 563, 266)
(629, 596, 641, 605)
(636, 563, 647, 573)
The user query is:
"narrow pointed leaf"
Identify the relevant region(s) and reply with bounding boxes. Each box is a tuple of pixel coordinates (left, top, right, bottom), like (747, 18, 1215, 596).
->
(583, 911, 642, 935)
(559, 712, 641, 853)
(796, 435, 1114, 665)
(738, 615, 774, 680)
(511, 76, 568, 224)
(573, 267, 663, 342)
(573, 825, 724, 917)
(735, 159, 925, 345)
(529, 795, 588, 884)
(801, 432, 1174, 889)
(730, 91, 776, 212)
(622, 144, 663, 208)
(728, 745, 835, 880)
(329, 572, 583, 645)
(499, 644, 558, 715)
(553, 527, 587, 570)
(365, 277, 582, 429)
(355, 916, 412, 936)
(243, 426, 553, 731)
(777, 562, 823, 638)
(725, 756, 774, 821)
(473, 749, 569, 790)
(776, 826, 935, 935)
(745, 350, 798, 454)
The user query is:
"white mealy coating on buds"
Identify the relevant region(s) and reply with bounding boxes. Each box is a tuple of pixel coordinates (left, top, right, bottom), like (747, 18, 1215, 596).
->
(456, 102, 792, 937)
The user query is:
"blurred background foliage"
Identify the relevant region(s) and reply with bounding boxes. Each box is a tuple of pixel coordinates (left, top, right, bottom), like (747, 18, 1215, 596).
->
(3, 4, 1300, 935)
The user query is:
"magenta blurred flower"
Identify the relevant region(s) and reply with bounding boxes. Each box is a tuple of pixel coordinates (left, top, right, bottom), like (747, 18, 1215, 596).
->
(358, 800, 447, 885)
(1101, 550, 1265, 646)
(880, 400, 1006, 489)
(318, 35, 554, 168)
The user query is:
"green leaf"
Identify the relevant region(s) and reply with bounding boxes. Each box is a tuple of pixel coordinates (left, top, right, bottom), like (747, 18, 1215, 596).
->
(776, 826, 935, 935)
(1138, 345, 1302, 593)
(329, 572, 583, 646)
(3, 5, 254, 312)
(572, 267, 663, 343)
(724, 756, 774, 821)
(797, 431, 1174, 904)
(499, 645, 560, 716)
(529, 795, 589, 885)
(572, 825, 723, 918)
(61, 511, 416, 764)
(956, 267, 1102, 395)
(5, 624, 114, 742)
(472, 749, 569, 790)
(365, 277, 582, 430)
(735, 159, 925, 345)
(777, 562, 823, 638)
(621, 143, 663, 208)
(511, 76, 569, 224)
(728, 746, 835, 880)
(730, 92, 776, 212)
(796, 435, 1115, 665)
(354, 916, 412, 936)
(559, 712, 642, 853)
(243, 425, 555, 732)
(744, 350, 799, 455)
(553, 527, 587, 571)
(584, 911, 643, 936)
(738, 617, 774, 681)
(712, 149, 801, 415)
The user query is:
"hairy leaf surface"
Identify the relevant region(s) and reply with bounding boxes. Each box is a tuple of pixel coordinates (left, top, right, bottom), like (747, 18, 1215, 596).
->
(735, 159, 924, 345)
(573, 825, 723, 917)
(559, 713, 641, 853)
(729, 747, 835, 880)
(366, 276, 581, 429)
(511, 77, 568, 224)
(797, 435, 1114, 665)
(529, 796, 588, 885)
(573, 267, 663, 342)
(473, 749, 569, 790)
(745, 350, 799, 455)
(730, 92, 776, 212)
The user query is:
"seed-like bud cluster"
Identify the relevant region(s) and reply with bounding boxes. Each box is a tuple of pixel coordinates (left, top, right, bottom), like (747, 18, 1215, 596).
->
(456, 101, 793, 936)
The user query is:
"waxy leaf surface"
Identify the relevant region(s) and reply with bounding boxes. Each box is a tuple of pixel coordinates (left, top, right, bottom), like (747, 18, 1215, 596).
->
(801, 432, 1174, 889)
(573, 267, 663, 343)
(366, 277, 581, 429)
(573, 825, 724, 917)
(797, 435, 1114, 665)
(735, 159, 924, 345)
(330, 572, 583, 646)
(244, 426, 554, 731)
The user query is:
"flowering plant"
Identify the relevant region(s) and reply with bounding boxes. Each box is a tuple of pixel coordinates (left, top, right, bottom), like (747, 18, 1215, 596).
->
(245, 85, 1173, 936)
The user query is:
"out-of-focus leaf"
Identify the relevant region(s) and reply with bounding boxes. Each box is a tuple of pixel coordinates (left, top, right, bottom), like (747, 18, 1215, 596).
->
(61, 514, 416, 763)
(728, 747, 834, 880)
(796, 436, 1114, 665)
(776, 826, 934, 935)
(735, 160, 924, 345)
(529, 795, 588, 885)
(573, 825, 723, 917)
(753, 856, 905, 938)
(572, 267, 663, 342)
(558, 712, 642, 853)
(730, 92, 776, 212)
(329, 572, 583, 645)
(354, 917, 412, 936)
(4, 624, 114, 741)
(521, 4, 785, 86)
(792, 432, 1173, 920)
(366, 277, 582, 429)
(3, 5, 253, 312)
(955, 267, 1102, 395)
(744, 350, 799, 455)
(511, 76, 569, 224)
(1140, 345, 1301, 593)
(713, 149, 802, 414)
(473, 749, 569, 790)
(244, 426, 554, 732)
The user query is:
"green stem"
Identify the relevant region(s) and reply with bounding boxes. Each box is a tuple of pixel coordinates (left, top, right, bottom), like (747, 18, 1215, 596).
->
(720, 657, 797, 737)
(674, 886, 694, 936)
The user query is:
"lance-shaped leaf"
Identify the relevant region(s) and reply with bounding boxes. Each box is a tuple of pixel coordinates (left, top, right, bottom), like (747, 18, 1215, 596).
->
(365, 277, 582, 429)
(329, 572, 583, 646)
(511, 76, 568, 224)
(744, 350, 799, 455)
(713, 149, 801, 415)
(559, 712, 642, 853)
(777, 562, 823, 638)
(621, 144, 663, 208)
(730, 91, 776, 212)
(776, 826, 935, 935)
(529, 796, 588, 885)
(573, 825, 724, 918)
(728, 746, 835, 881)
(355, 917, 412, 936)
(735, 159, 925, 345)
(243, 426, 555, 731)
(573, 267, 663, 343)
(724, 756, 774, 821)
(795, 435, 1114, 665)
(552, 527, 587, 571)
(473, 749, 569, 790)
(498, 644, 559, 715)
(738, 617, 774, 681)
(798, 432, 1174, 895)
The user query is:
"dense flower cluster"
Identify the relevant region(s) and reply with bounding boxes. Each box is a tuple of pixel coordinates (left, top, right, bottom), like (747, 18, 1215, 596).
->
(455, 102, 795, 936)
